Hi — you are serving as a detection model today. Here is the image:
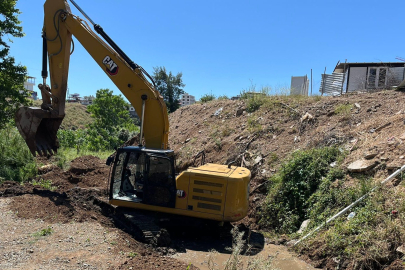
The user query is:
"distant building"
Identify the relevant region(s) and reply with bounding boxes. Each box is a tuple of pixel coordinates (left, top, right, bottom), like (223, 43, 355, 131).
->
(180, 92, 195, 106)
(67, 93, 81, 103)
(291, 75, 309, 96)
(321, 61, 405, 95)
(80, 99, 93, 106)
(22, 76, 38, 100)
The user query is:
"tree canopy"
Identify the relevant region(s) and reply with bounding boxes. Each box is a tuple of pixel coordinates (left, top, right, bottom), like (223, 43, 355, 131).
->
(0, 0, 30, 129)
(87, 89, 133, 131)
(152, 66, 185, 113)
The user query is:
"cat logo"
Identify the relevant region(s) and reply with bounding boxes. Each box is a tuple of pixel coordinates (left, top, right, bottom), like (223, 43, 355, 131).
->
(102, 56, 119, 76)
(176, 189, 186, 199)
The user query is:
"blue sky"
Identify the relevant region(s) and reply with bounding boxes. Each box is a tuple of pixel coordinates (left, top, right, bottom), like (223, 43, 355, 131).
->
(10, 0, 405, 100)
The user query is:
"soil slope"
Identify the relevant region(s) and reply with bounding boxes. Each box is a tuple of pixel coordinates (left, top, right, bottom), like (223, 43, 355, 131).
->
(3, 90, 405, 269)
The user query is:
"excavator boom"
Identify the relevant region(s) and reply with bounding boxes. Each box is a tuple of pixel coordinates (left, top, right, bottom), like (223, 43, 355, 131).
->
(16, 0, 169, 156)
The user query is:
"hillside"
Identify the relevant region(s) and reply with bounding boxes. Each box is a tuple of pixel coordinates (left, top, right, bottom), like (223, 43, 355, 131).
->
(33, 100, 93, 129)
(3, 90, 405, 269)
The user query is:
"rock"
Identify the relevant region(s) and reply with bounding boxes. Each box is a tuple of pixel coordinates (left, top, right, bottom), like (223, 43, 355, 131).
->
(354, 103, 361, 109)
(254, 155, 262, 165)
(386, 161, 403, 170)
(297, 219, 311, 234)
(400, 133, 405, 140)
(396, 245, 405, 255)
(38, 164, 57, 174)
(185, 138, 191, 143)
(286, 239, 298, 246)
(300, 112, 314, 122)
(364, 151, 378, 159)
(347, 159, 378, 172)
(236, 108, 244, 117)
(380, 157, 389, 162)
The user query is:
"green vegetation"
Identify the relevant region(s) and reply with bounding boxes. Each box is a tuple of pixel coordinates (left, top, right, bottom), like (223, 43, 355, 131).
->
(54, 147, 111, 169)
(62, 103, 94, 129)
(247, 117, 262, 133)
(57, 89, 140, 153)
(334, 103, 353, 121)
(296, 185, 405, 268)
(334, 103, 353, 115)
(260, 147, 343, 233)
(0, 0, 31, 130)
(32, 179, 56, 191)
(33, 226, 53, 237)
(153, 66, 185, 113)
(0, 126, 37, 183)
(127, 252, 138, 258)
(200, 93, 216, 103)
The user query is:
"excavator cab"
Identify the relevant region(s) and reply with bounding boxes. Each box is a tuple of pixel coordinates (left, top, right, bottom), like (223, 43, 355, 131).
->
(110, 146, 177, 208)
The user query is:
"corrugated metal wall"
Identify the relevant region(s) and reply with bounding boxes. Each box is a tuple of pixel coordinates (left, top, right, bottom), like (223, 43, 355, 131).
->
(319, 73, 344, 95)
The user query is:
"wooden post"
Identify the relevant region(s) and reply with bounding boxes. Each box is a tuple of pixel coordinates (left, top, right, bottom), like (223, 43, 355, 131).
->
(311, 69, 313, 96)
(341, 59, 347, 95)
(322, 67, 326, 95)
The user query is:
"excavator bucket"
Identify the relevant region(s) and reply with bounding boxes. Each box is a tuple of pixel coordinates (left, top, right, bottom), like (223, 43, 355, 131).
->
(15, 107, 64, 156)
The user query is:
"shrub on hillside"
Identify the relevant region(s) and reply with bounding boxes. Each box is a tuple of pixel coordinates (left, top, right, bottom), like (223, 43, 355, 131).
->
(0, 126, 37, 182)
(200, 94, 216, 103)
(259, 147, 342, 233)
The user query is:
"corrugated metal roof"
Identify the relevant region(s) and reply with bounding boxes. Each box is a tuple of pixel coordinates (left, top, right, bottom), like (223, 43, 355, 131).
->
(334, 62, 405, 72)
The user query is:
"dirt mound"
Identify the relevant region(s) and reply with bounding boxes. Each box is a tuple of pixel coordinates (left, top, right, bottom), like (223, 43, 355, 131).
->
(0, 155, 111, 224)
(165, 91, 405, 229)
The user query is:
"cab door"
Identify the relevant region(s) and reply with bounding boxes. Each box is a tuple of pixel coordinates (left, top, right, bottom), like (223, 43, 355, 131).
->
(142, 155, 176, 208)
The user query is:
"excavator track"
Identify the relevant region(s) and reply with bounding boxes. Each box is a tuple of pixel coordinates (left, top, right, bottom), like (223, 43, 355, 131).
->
(115, 207, 173, 247)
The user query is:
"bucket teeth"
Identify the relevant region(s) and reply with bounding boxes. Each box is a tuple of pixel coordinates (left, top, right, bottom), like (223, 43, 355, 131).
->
(15, 107, 64, 157)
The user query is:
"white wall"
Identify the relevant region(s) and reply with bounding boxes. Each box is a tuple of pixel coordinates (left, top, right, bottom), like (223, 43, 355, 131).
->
(347, 67, 367, 92)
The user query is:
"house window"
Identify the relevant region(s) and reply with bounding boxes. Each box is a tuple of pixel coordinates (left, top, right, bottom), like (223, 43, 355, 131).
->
(367, 67, 387, 89)
(378, 68, 387, 88)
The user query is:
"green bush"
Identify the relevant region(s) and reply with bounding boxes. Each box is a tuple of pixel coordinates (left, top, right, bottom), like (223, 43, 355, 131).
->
(200, 93, 216, 103)
(259, 147, 342, 233)
(0, 126, 37, 182)
(58, 126, 139, 152)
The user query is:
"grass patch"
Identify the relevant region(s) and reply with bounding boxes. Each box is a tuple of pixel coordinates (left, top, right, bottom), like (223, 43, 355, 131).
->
(32, 179, 56, 191)
(247, 117, 262, 133)
(334, 103, 353, 116)
(33, 226, 53, 237)
(296, 186, 405, 269)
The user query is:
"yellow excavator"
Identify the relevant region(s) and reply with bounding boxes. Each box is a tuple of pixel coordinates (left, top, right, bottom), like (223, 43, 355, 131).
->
(15, 0, 250, 222)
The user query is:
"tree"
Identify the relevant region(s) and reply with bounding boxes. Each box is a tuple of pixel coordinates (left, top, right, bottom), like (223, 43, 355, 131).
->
(0, 0, 30, 129)
(87, 89, 133, 131)
(152, 66, 185, 113)
(85, 89, 138, 150)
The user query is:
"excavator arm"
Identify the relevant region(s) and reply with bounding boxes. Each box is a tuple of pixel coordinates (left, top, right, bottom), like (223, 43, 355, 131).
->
(16, 0, 169, 156)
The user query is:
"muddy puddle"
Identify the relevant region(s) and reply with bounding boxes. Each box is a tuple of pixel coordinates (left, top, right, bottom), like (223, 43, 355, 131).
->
(172, 243, 316, 270)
